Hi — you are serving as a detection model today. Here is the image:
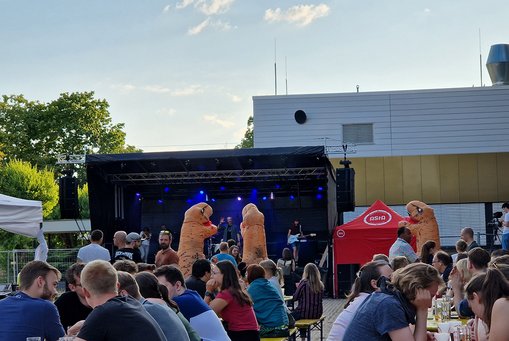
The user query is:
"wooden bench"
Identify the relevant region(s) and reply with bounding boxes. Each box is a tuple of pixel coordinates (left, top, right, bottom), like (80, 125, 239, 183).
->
(295, 316, 325, 341)
(260, 327, 298, 341)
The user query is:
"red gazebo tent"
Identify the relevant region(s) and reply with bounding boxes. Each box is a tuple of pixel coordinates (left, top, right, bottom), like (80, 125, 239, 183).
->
(332, 200, 407, 297)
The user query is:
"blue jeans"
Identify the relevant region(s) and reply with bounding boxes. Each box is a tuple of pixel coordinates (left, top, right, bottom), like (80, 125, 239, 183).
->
(502, 233, 509, 250)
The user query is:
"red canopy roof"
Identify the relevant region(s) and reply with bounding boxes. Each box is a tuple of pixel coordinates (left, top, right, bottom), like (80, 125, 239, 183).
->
(333, 200, 406, 265)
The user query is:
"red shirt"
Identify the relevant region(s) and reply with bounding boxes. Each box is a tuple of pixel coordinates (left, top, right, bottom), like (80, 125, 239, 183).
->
(155, 248, 179, 267)
(216, 289, 259, 332)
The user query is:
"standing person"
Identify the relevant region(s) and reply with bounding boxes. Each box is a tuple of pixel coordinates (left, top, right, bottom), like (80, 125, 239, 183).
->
(327, 261, 393, 341)
(465, 268, 509, 341)
(140, 227, 152, 263)
(69, 260, 166, 340)
(185, 259, 212, 298)
(154, 264, 230, 341)
(77, 229, 111, 263)
(205, 261, 259, 341)
(0, 261, 65, 341)
(155, 230, 179, 267)
(344, 263, 442, 341)
(292, 263, 324, 341)
(501, 202, 509, 251)
(287, 219, 303, 263)
(113, 230, 127, 251)
(278, 248, 297, 296)
(461, 227, 479, 251)
(114, 232, 142, 263)
(218, 217, 242, 246)
(388, 227, 419, 263)
(55, 263, 93, 331)
(420, 240, 436, 265)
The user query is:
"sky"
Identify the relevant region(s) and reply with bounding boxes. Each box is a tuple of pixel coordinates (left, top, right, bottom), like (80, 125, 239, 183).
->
(1, 0, 509, 152)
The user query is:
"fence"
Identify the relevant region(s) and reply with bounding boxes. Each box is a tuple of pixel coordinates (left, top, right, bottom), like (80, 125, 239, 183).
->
(0, 249, 78, 290)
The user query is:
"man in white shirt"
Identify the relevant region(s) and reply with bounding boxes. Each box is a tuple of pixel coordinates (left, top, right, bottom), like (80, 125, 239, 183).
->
(501, 202, 509, 251)
(77, 230, 111, 263)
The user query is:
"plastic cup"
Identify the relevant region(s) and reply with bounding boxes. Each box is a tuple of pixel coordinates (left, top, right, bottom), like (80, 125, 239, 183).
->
(434, 333, 451, 341)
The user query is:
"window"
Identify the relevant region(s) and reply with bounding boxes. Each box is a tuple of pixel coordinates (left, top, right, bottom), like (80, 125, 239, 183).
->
(342, 123, 373, 144)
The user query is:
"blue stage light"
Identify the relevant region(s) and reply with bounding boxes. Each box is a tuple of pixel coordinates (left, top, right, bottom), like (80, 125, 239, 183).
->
(318, 186, 323, 191)
(262, 196, 267, 201)
(199, 190, 204, 195)
(135, 193, 141, 197)
(157, 199, 163, 205)
(186, 199, 192, 204)
(290, 195, 295, 200)
(211, 198, 216, 202)
(237, 196, 242, 201)
(316, 194, 323, 199)
(220, 186, 226, 191)
(275, 184, 281, 189)
(164, 187, 170, 192)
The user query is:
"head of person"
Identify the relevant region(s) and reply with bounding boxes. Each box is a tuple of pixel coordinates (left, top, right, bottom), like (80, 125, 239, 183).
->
(420, 240, 436, 262)
(293, 219, 300, 227)
(468, 247, 491, 273)
(397, 226, 412, 243)
(391, 256, 409, 271)
(229, 245, 240, 258)
(455, 239, 468, 253)
(502, 202, 509, 213)
(80, 260, 118, 307)
(214, 260, 252, 306)
(372, 254, 389, 263)
(219, 242, 229, 253)
(489, 255, 509, 280)
(113, 259, 138, 274)
(19, 260, 61, 301)
(432, 251, 453, 273)
(159, 230, 172, 250)
(344, 260, 393, 308)
(65, 263, 86, 300)
(126, 232, 142, 248)
(391, 263, 442, 304)
(153, 265, 186, 299)
(455, 258, 473, 284)
(113, 230, 127, 247)
(226, 216, 233, 226)
(456, 253, 468, 262)
(246, 264, 266, 284)
(141, 227, 151, 240)
(237, 261, 247, 278)
(465, 268, 509, 328)
(117, 271, 142, 300)
(461, 227, 475, 243)
(282, 248, 293, 261)
(259, 259, 278, 278)
(191, 259, 212, 281)
(302, 263, 325, 294)
(137, 263, 156, 273)
(227, 239, 237, 248)
(90, 229, 104, 244)
(134, 271, 179, 311)
(491, 249, 509, 261)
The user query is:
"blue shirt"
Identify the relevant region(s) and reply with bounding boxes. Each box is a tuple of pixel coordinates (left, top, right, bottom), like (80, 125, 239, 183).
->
(389, 238, 418, 262)
(247, 278, 288, 328)
(0, 291, 65, 341)
(211, 253, 238, 267)
(344, 292, 411, 340)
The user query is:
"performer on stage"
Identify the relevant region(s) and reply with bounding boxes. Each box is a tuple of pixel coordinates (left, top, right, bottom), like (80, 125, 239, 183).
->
(287, 219, 303, 263)
(217, 216, 241, 247)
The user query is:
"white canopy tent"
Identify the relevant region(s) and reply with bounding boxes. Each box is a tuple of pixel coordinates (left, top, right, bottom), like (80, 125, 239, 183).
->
(0, 194, 47, 261)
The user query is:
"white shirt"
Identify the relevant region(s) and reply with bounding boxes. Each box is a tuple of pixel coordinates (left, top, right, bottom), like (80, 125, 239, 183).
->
(504, 212, 509, 234)
(327, 292, 370, 341)
(77, 243, 111, 263)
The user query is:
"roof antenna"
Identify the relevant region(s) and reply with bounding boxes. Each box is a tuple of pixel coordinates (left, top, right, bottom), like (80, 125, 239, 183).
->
(274, 38, 278, 95)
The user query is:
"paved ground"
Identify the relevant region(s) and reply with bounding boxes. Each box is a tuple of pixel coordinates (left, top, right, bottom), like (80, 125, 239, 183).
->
(308, 298, 345, 341)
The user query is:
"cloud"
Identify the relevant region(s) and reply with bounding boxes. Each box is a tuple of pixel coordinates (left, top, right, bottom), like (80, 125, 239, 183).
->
(264, 4, 330, 26)
(110, 83, 136, 92)
(227, 93, 242, 102)
(188, 18, 211, 35)
(156, 108, 176, 117)
(162, 4, 171, 13)
(188, 18, 233, 35)
(170, 85, 203, 96)
(143, 85, 171, 94)
(203, 114, 235, 128)
(196, 0, 235, 15)
(176, 0, 195, 9)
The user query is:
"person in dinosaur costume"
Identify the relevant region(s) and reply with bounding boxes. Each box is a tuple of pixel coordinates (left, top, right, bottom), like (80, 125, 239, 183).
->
(240, 203, 268, 265)
(177, 202, 217, 278)
(398, 200, 440, 253)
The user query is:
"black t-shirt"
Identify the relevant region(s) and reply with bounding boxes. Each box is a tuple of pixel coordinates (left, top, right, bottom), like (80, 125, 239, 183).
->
(185, 276, 207, 298)
(54, 291, 93, 330)
(289, 224, 301, 235)
(77, 296, 166, 341)
(114, 248, 142, 263)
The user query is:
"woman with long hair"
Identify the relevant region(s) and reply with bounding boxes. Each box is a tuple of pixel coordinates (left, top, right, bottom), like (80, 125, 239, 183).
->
(465, 268, 509, 341)
(344, 263, 442, 341)
(134, 272, 201, 341)
(277, 248, 297, 296)
(229, 245, 242, 264)
(420, 240, 436, 265)
(206, 260, 259, 341)
(327, 261, 393, 341)
(292, 263, 324, 340)
(259, 259, 284, 298)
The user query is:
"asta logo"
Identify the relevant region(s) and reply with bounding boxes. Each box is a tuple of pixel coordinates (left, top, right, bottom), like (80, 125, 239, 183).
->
(363, 210, 392, 226)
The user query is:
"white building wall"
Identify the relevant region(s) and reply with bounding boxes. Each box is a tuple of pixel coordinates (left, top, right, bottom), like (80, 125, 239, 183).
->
(253, 86, 509, 157)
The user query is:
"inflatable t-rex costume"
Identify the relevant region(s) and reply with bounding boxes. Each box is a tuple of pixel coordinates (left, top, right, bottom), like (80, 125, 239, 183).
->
(240, 203, 268, 265)
(177, 202, 217, 278)
(398, 200, 440, 252)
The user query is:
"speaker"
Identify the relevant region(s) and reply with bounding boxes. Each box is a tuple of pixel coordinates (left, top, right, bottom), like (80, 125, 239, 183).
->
(336, 168, 355, 212)
(337, 264, 360, 297)
(59, 176, 79, 219)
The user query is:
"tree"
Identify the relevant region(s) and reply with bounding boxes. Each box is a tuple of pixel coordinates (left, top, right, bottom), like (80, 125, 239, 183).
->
(0, 92, 141, 174)
(0, 159, 59, 250)
(235, 116, 254, 149)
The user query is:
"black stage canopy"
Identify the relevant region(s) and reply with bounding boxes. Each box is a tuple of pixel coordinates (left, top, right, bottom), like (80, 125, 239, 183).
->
(86, 146, 337, 265)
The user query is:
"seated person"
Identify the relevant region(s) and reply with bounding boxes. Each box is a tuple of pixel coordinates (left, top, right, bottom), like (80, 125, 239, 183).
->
(185, 259, 212, 298)
(211, 242, 238, 266)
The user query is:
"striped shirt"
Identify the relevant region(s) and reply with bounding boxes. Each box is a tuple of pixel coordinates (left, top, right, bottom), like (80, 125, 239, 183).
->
(293, 280, 323, 319)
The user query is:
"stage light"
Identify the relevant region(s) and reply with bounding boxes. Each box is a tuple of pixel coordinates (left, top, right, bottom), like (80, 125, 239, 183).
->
(211, 198, 216, 202)
(270, 192, 274, 200)
(164, 187, 170, 192)
(186, 199, 192, 204)
(262, 196, 267, 201)
(290, 195, 295, 200)
(316, 194, 323, 199)
(237, 196, 242, 201)
(220, 186, 225, 191)
(157, 199, 163, 205)
(318, 186, 323, 191)
(205, 194, 209, 202)
(275, 184, 281, 189)
(135, 193, 141, 197)
(199, 190, 204, 195)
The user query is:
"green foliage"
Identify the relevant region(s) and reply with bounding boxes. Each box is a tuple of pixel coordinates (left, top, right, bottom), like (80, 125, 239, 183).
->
(0, 160, 58, 218)
(235, 115, 254, 149)
(78, 183, 90, 219)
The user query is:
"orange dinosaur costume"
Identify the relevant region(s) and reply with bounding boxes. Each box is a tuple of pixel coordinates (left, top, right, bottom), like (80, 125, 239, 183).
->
(177, 202, 217, 278)
(398, 200, 440, 252)
(240, 203, 268, 265)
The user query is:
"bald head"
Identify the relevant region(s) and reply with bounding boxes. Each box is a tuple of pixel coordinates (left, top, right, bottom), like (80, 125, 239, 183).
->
(460, 227, 474, 243)
(113, 231, 127, 248)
